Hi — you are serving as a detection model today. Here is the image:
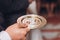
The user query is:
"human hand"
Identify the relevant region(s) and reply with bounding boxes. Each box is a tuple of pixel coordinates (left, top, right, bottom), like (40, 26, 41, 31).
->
(5, 23, 30, 40)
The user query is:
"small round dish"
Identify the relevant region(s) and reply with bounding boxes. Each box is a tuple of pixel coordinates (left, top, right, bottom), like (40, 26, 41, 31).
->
(17, 14, 47, 29)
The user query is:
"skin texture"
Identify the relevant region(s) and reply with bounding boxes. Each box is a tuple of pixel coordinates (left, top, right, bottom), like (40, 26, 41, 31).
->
(5, 23, 30, 40)
(5, 0, 34, 40)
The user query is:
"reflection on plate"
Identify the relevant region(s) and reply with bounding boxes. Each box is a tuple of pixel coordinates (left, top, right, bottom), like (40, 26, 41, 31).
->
(17, 14, 47, 29)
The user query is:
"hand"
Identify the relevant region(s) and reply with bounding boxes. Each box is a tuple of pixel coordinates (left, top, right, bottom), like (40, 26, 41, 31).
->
(5, 23, 30, 40)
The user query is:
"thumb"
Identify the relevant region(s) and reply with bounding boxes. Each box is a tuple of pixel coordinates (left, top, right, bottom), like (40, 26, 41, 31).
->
(24, 27, 30, 32)
(18, 23, 28, 28)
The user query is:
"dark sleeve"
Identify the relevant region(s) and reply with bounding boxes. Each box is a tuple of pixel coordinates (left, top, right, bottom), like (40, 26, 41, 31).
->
(0, 12, 4, 30)
(11, 0, 29, 10)
(0, 0, 29, 28)
(0, 0, 29, 13)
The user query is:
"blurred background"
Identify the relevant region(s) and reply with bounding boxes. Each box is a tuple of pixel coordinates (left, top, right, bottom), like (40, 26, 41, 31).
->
(27, 0, 60, 40)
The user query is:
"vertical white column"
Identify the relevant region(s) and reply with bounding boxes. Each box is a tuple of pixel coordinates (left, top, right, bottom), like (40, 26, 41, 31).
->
(28, 0, 37, 14)
(28, 1, 43, 40)
(30, 29, 43, 40)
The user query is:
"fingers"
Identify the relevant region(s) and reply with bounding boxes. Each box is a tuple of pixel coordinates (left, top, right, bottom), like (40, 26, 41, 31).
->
(9, 23, 30, 32)
(22, 27, 30, 36)
(25, 27, 30, 32)
(21, 37, 26, 40)
(11, 21, 28, 28)
(21, 28, 30, 35)
(10, 23, 28, 28)
(8, 23, 30, 32)
(22, 37, 26, 40)
(18, 23, 28, 28)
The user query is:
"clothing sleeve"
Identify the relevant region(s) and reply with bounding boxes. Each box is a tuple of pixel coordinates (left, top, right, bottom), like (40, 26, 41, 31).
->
(0, 31, 11, 40)
(11, 0, 29, 10)
(0, 0, 29, 13)
(0, 12, 5, 30)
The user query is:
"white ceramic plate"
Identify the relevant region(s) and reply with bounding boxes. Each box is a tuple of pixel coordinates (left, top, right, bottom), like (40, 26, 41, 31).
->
(17, 14, 47, 29)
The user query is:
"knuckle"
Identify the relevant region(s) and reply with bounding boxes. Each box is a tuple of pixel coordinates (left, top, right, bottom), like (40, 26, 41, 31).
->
(22, 31, 27, 35)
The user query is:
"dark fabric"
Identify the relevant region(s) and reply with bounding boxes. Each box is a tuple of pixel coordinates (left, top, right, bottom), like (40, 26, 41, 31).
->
(0, 0, 29, 13)
(39, 7, 48, 15)
(0, 0, 29, 29)
(0, 26, 4, 31)
(41, 0, 57, 3)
